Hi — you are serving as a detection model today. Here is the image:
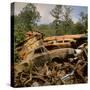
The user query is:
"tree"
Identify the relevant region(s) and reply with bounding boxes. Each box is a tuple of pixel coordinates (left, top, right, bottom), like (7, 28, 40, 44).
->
(18, 3, 40, 31)
(50, 5, 62, 35)
(79, 12, 88, 33)
(74, 22, 84, 34)
(73, 12, 88, 34)
(50, 5, 73, 35)
(14, 3, 41, 44)
(62, 6, 73, 34)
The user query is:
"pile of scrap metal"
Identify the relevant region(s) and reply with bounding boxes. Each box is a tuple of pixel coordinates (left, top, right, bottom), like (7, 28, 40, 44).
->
(16, 31, 44, 61)
(44, 34, 87, 49)
(14, 32, 88, 87)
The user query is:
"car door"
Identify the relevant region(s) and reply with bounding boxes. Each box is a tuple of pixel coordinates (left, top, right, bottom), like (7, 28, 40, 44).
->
(33, 47, 49, 67)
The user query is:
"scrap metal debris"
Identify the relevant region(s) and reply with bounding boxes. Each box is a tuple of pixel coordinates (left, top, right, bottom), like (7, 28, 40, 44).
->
(13, 32, 88, 87)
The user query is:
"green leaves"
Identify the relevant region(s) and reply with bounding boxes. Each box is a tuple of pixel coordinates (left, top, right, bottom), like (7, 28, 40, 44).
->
(79, 12, 88, 33)
(14, 3, 40, 45)
(50, 5, 73, 35)
(18, 3, 40, 32)
(50, 5, 87, 35)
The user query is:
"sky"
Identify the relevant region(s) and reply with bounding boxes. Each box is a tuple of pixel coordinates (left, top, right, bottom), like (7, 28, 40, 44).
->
(14, 2, 88, 24)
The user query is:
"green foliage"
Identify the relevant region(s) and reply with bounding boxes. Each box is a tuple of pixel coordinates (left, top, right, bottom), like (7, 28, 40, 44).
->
(14, 3, 40, 44)
(79, 12, 88, 33)
(18, 3, 40, 31)
(49, 5, 88, 36)
(50, 5, 62, 35)
(73, 22, 84, 34)
(37, 10, 88, 37)
(37, 24, 56, 37)
(71, 12, 88, 34)
(50, 5, 75, 35)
